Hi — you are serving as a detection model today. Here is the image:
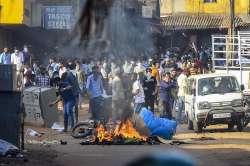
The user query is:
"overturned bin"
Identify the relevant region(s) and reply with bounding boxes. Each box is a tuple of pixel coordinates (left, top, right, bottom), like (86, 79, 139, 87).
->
(23, 87, 59, 128)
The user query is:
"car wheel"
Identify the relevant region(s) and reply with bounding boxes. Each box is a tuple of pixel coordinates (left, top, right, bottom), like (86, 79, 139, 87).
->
(193, 119, 202, 133)
(187, 115, 194, 130)
(237, 118, 244, 132)
(228, 122, 234, 131)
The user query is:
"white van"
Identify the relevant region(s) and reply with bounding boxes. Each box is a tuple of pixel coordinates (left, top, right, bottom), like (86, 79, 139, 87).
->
(185, 73, 245, 132)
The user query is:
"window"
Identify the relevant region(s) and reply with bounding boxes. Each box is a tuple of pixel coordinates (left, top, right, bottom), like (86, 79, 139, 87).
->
(204, 0, 217, 3)
(198, 76, 240, 96)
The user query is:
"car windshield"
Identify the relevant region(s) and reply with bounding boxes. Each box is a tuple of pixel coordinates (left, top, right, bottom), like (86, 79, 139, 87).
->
(198, 76, 240, 96)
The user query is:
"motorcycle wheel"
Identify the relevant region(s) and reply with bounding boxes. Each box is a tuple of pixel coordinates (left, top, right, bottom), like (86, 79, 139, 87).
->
(71, 122, 93, 139)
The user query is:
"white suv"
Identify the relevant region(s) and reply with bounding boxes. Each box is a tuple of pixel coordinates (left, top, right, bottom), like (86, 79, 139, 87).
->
(185, 74, 245, 132)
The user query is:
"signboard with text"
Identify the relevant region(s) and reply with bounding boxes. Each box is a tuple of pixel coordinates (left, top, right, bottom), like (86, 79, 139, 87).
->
(142, 6, 153, 18)
(43, 6, 74, 30)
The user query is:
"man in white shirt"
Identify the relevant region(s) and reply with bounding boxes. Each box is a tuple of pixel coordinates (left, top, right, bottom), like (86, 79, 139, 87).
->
(11, 49, 24, 89)
(177, 69, 188, 123)
(111, 68, 125, 122)
(134, 62, 145, 74)
(59, 61, 67, 78)
(132, 72, 145, 113)
(11, 49, 23, 72)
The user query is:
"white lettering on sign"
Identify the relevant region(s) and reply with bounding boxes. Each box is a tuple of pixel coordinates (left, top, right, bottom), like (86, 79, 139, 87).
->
(43, 6, 74, 30)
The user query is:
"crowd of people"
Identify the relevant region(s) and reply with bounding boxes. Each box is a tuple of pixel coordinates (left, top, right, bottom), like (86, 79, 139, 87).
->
(0, 45, 214, 132)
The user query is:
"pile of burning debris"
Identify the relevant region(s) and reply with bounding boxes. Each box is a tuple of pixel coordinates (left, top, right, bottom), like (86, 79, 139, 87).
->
(76, 119, 160, 145)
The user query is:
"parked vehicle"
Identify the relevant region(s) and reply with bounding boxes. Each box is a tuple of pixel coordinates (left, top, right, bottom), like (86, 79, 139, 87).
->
(242, 92, 250, 127)
(185, 73, 245, 133)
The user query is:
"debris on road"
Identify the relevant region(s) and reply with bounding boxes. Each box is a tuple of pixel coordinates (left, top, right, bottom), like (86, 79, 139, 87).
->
(0, 139, 19, 156)
(191, 137, 216, 141)
(156, 137, 193, 145)
(60, 140, 67, 145)
(26, 140, 60, 146)
(51, 122, 64, 132)
(26, 128, 43, 137)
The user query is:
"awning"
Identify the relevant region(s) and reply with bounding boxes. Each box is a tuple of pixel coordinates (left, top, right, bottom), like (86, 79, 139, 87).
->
(160, 14, 250, 30)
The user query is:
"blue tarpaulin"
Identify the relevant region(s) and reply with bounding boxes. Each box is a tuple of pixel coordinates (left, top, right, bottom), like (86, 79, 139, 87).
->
(139, 108, 177, 140)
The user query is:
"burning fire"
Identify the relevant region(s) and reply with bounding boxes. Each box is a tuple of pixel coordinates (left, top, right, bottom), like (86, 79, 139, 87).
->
(95, 119, 147, 142)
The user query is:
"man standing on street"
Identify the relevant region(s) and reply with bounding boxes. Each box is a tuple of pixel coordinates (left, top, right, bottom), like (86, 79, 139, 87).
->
(177, 69, 188, 123)
(86, 66, 104, 122)
(0, 47, 11, 64)
(132, 72, 145, 113)
(66, 62, 81, 123)
(11, 49, 23, 89)
(36, 66, 50, 87)
(159, 72, 176, 120)
(143, 68, 157, 112)
(111, 68, 125, 122)
(22, 45, 31, 65)
(50, 72, 75, 132)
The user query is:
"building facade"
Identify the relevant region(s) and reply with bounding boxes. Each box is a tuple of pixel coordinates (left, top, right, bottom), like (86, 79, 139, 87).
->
(0, 0, 82, 62)
(160, 0, 250, 30)
(159, 0, 250, 50)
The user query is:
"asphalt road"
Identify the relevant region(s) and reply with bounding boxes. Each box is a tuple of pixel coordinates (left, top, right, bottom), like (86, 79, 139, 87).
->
(2, 104, 250, 166)
(13, 123, 249, 166)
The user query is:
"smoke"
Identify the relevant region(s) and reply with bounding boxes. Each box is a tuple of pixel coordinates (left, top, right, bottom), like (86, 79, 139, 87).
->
(58, 0, 156, 60)
(109, 0, 156, 58)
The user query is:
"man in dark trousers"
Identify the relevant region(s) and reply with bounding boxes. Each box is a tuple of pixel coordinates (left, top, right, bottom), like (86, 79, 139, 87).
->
(50, 72, 75, 132)
(143, 68, 157, 112)
(159, 72, 177, 120)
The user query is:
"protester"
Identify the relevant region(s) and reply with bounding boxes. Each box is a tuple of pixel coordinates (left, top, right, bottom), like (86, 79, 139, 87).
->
(48, 58, 59, 73)
(36, 66, 50, 87)
(32, 61, 40, 76)
(23, 67, 33, 88)
(59, 61, 67, 78)
(86, 65, 104, 122)
(132, 72, 145, 113)
(0, 47, 11, 64)
(11, 49, 23, 72)
(159, 72, 176, 120)
(81, 59, 89, 75)
(189, 62, 198, 76)
(170, 68, 178, 114)
(22, 45, 31, 65)
(151, 61, 160, 84)
(123, 60, 134, 75)
(199, 48, 209, 74)
(177, 69, 188, 123)
(75, 61, 86, 109)
(66, 62, 81, 123)
(142, 68, 157, 112)
(11, 49, 24, 89)
(111, 68, 125, 122)
(50, 72, 75, 132)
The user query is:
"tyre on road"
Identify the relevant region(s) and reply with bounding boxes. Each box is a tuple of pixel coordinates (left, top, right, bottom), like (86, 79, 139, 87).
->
(71, 122, 93, 139)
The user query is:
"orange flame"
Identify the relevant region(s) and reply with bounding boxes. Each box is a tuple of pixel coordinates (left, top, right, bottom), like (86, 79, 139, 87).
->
(96, 124, 113, 142)
(95, 120, 147, 142)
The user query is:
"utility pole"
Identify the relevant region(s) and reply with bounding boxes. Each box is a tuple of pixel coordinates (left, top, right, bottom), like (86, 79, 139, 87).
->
(230, 0, 235, 36)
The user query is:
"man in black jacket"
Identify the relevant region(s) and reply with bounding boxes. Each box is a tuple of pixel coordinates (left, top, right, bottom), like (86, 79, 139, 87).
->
(143, 68, 157, 113)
